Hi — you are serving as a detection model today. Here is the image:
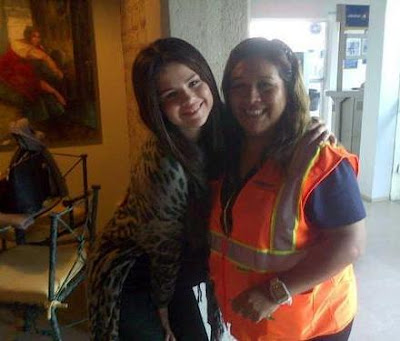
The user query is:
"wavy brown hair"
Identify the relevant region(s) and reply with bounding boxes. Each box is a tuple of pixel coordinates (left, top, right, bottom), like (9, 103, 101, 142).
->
(222, 37, 311, 164)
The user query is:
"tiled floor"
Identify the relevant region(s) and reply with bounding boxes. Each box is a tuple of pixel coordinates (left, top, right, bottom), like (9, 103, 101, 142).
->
(1, 200, 399, 340)
(350, 200, 400, 341)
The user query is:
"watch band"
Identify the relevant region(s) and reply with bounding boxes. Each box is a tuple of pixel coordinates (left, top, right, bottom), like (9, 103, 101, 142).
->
(269, 277, 292, 306)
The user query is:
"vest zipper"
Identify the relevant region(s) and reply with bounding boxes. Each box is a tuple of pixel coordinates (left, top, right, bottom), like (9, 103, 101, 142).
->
(222, 192, 235, 236)
(221, 196, 233, 321)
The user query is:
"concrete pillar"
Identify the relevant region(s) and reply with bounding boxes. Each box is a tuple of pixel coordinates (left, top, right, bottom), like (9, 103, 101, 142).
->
(120, 0, 163, 162)
(359, 0, 400, 200)
(167, 0, 249, 87)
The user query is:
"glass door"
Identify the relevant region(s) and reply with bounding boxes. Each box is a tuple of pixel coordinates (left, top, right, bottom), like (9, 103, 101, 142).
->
(249, 19, 327, 118)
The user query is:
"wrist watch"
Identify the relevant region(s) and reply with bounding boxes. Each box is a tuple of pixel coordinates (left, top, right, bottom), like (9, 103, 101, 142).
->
(269, 278, 292, 306)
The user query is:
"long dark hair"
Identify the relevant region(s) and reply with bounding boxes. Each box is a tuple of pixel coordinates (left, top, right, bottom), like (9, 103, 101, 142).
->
(132, 38, 224, 248)
(132, 37, 224, 182)
(222, 37, 310, 164)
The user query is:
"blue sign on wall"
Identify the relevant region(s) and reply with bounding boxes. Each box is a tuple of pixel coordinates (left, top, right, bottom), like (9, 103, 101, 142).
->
(345, 5, 369, 28)
(344, 59, 358, 69)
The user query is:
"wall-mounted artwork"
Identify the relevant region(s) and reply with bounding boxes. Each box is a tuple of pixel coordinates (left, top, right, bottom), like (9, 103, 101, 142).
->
(346, 37, 361, 58)
(345, 37, 361, 58)
(0, 0, 101, 150)
(344, 59, 358, 69)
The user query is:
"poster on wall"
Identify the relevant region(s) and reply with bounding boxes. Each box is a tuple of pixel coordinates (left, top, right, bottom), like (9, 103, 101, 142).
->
(0, 0, 101, 150)
(345, 37, 361, 58)
(344, 59, 358, 69)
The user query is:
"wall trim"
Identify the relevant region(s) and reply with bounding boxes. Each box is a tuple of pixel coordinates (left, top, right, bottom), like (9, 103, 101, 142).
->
(361, 194, 390, 202)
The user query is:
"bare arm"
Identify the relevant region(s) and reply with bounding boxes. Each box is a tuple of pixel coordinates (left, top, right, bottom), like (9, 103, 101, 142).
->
(158, 307, 177, 341)
(280, 220, 366, 295)
(26, 47, 63, 79)
(232, 220, 366, 322)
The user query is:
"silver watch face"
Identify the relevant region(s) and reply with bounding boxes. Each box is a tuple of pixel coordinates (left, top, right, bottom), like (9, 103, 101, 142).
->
(270, 279, 290, 304)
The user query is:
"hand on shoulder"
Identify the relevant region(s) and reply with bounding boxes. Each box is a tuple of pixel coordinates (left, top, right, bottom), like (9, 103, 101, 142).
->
(287, 118, 335, 179)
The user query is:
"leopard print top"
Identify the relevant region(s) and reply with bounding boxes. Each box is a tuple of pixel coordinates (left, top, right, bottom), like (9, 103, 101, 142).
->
(87, 137, 189, 340)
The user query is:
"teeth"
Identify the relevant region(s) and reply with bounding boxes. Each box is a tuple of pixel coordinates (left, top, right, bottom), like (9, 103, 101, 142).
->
(245, 109, 263, 116)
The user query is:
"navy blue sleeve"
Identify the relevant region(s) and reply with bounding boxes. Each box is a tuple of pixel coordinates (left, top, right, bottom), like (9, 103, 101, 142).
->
(305, 159, 366, 229)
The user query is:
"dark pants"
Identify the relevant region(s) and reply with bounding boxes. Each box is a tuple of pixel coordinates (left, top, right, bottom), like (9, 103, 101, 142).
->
(169, 286, 209, 341)
(119, 286, 208, 341)
(119, 289, 164, 341)
(309, 320, 354, 341)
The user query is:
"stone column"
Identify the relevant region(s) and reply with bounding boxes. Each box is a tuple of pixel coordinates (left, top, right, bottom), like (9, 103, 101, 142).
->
(167, 0, 249, 88)
(120, 0, 163, 161)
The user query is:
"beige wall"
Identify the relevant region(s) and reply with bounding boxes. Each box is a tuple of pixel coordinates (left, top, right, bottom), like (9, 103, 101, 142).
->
(82, 0, 130, 227)
(0, 0, 163, 229)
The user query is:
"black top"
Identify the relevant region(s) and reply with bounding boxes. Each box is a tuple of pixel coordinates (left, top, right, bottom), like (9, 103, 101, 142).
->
(124, 242, 209, 291)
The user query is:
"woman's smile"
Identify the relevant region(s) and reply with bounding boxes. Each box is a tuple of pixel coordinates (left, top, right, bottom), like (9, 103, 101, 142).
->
(158, 62, 213, 140)
(229, 57, 287, 139)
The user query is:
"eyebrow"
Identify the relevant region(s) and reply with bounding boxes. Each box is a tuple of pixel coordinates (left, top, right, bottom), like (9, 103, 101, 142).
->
(231, 75, 275, 82)
(186, 73, 198, 83)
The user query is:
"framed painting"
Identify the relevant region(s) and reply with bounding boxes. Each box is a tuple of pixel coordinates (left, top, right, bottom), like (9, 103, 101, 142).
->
(0, 0, 101, 150)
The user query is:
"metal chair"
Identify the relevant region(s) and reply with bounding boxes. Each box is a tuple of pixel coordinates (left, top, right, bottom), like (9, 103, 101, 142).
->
(0, 119, 89, 248)
(1, 152, 89, 248)
(0, 185, 100, 340)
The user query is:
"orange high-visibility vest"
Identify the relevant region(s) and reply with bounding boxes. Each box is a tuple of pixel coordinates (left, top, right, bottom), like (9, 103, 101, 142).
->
(209, 144, 359, 341)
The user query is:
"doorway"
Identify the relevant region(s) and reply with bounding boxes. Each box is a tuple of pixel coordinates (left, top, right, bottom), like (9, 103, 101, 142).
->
(249, 19, 327, 118)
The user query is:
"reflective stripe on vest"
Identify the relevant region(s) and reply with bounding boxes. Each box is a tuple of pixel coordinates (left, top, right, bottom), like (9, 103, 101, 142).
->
(271, 147, 321, 250)
(211, 231, 305, 272)
(211, 147, 322, 272)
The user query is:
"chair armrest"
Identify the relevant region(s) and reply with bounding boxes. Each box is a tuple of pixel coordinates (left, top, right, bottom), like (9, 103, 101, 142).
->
(0, 213, 35, 230)
(62, 184, 101, 207)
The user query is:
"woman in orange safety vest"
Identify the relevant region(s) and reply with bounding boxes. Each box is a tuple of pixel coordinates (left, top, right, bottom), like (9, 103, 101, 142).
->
(209, 38, 367, 340)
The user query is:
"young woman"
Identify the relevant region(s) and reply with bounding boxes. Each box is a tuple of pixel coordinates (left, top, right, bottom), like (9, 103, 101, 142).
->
(87, 38, 224, 341)
(209, 38, 367, 341)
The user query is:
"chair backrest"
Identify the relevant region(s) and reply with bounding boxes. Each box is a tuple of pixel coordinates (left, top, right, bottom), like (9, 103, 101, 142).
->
(0, 119, 68, 215)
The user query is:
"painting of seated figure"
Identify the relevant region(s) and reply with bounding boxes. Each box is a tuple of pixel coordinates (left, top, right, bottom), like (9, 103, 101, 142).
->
(0, 0, 101, 149)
